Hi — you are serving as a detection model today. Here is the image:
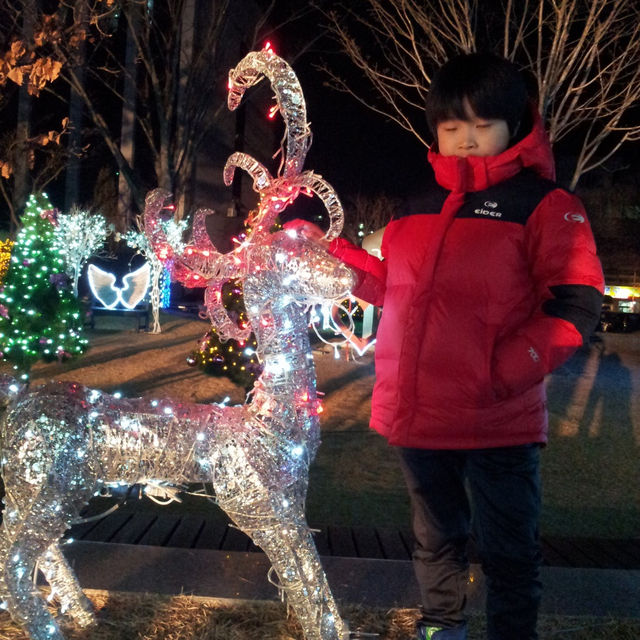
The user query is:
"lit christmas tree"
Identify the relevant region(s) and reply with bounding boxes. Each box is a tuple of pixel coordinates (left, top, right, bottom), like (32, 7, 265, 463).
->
(0, 193, 88, 376)
(187, 279, 261, 391)
(184, 213, 285, 392)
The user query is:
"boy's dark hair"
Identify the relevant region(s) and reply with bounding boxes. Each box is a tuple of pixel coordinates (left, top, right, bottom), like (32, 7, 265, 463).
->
(425, 52, 530, 143)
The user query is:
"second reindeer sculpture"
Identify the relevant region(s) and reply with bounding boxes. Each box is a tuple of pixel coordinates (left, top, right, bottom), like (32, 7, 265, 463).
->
(0, 48, 354, 640)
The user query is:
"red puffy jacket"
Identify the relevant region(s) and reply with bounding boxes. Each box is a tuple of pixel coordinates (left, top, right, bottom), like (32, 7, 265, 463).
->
(330, 116, 604, 449)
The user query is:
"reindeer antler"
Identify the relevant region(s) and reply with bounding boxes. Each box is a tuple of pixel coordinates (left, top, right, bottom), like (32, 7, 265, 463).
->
(223, 152, 272, 193)
(143, 189, 252, 342)
(296, 172, 345, 242)
(225, 47, 345, 241)
(228, 48, 311, 178)
(223, 153, 305, 234)
(143, 189, 220, 282)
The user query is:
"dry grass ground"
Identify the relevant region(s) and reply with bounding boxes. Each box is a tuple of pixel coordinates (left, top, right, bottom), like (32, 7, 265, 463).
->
(0, 591, 639, 639)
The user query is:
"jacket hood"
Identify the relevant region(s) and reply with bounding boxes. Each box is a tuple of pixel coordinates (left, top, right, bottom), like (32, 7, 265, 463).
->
(428, 109, 556, 192)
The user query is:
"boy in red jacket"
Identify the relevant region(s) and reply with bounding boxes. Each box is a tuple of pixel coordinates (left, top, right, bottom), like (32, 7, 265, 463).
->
(288, 53, 603, 639)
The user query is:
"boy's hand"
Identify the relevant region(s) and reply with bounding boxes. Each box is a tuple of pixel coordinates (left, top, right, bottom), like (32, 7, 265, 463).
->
(283, 220, 330, 248)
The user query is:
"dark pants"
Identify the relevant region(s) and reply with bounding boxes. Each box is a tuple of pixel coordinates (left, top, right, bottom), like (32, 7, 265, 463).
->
(397, 445, 542, 640)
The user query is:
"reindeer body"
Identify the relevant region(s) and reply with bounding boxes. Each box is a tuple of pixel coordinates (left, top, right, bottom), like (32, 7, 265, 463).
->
(0, 47, 356, 640)
(0, 232, 354, 640)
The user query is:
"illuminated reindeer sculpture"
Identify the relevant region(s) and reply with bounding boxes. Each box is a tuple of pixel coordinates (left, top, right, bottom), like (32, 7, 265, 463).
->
(0, 48, 354, 640)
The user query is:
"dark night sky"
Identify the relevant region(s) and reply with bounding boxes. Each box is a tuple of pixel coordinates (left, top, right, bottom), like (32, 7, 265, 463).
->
(301, 72, 434, 201)
(264, 8, 435, 207)
(264, 4, 640, 208)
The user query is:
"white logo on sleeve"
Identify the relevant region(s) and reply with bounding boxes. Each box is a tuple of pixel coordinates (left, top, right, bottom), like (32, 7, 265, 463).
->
(528, 346, 540, 362)
(564, 212, 585, 223)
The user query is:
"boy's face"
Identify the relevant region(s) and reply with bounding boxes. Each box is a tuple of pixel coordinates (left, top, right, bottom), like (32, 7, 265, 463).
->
(436, 100, 511, 158)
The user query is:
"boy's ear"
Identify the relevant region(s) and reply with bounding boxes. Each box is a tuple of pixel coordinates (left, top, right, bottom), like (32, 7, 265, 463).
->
(512, 105, 534, 143)
(426, 128, 438, 151)
(511, 120, 521, 140)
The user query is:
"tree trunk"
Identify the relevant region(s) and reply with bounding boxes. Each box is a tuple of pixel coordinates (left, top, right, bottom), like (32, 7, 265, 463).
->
(64, 0, 89, 211)
(117, 8, 139, 231)
(11, 0, 37, 226)
(175, 0, 196, 217)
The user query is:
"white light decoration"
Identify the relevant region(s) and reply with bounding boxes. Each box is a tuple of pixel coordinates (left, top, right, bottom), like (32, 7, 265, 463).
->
(309, 228, 383, 359)
(0, 47, 355, 640)
(87, 263, 151, 310)
(125, 215, 189, 334)
(52, 207, 109, 296)
(310, 297, 377, 360)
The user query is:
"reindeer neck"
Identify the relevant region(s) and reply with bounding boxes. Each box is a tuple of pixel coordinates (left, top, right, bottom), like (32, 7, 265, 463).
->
(244, 284, 317, 407)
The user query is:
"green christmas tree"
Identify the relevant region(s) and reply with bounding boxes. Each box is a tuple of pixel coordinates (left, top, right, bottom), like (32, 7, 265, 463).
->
(0, 193, 88, 377)
(187, 279, 262, 392)
(186, 214, 277, 393)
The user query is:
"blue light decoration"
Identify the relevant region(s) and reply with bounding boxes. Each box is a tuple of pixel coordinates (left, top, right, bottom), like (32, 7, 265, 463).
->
(160, 265, 171, 309)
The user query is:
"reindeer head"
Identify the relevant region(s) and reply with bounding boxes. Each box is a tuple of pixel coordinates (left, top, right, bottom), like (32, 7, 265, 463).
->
(240, 231, 355, 314)
(143, 46, 354, 343)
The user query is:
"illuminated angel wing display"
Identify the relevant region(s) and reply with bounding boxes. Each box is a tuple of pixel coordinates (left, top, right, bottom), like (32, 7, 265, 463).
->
(87, 264, 119, 308)
(120, 263, 151, 309)
(88, 263, 150, 309)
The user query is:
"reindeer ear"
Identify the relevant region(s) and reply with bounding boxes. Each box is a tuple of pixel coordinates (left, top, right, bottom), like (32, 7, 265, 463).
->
(88, 264, 119, 309)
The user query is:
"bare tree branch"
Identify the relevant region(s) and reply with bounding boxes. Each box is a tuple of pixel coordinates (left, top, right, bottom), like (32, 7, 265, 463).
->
(324, 0, 640, 190)
(1, 0, 285, 219)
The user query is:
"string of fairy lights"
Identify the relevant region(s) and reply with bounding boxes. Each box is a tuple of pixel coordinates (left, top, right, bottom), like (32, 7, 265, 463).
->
(52, 206, 108, 296)
(0, 46, 361, 640)
(0, 239, 13, 283)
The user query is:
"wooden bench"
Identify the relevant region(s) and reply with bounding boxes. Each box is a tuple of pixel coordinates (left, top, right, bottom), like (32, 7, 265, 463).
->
(88, 304, 150, 332)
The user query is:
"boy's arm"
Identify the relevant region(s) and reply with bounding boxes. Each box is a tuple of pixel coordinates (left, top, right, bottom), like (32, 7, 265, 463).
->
(492, 189, 604, 398)
(329, 237, 387, 307)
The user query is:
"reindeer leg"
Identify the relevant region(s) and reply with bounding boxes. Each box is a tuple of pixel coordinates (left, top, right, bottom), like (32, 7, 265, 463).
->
(39, 542, 94, 627)
(222, 485, 348, 640)
(0, 520, 10, 604)
(3, 485, 79, 640)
